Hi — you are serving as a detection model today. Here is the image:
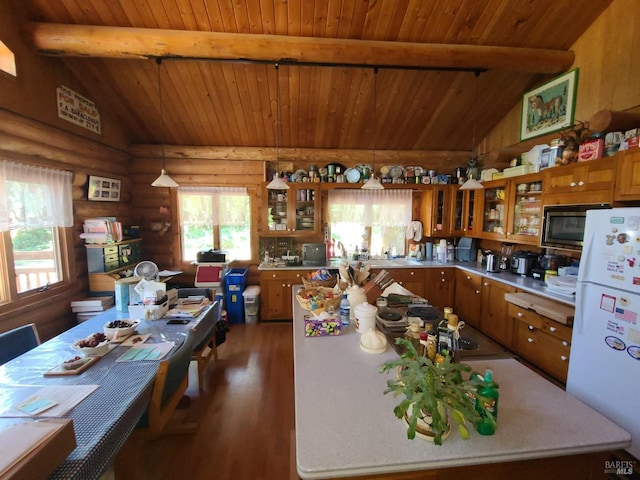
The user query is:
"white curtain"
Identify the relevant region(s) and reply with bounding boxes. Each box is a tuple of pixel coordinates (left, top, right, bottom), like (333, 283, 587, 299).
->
(328, 189, 412, 226)
(178, 186, 248, 226)
(0, 161, 73, 232)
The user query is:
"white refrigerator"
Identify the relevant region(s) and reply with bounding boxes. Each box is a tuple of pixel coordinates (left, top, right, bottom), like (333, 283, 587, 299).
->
(567, 207, 640, 459)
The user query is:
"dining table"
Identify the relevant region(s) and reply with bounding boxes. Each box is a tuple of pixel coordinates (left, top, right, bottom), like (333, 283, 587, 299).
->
(0, 299, 219, 480)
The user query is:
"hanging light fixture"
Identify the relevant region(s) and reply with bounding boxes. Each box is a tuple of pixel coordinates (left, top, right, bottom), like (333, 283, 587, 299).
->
(151, 58, 179, 188)
(460, 71, 484, 191)
(266, 63, 290, 190)
(362, 67, 384, 190)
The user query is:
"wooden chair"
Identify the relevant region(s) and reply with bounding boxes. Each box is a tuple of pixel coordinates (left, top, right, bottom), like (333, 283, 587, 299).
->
(0, 323, 41, 365)
(191, 300, 222, 392)
(137, 330, 198, 439)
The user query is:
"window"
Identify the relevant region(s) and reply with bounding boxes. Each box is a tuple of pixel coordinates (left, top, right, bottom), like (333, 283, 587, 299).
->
(328, 189, 412, 257)
(178, 187, 251, 261)
(0, 161, 73, 298)
(0, 40, 16, 77)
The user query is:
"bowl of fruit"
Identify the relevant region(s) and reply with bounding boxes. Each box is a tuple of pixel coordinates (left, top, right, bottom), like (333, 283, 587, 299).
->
(103, 319, 139, 340)
(73, 332, 110, 356)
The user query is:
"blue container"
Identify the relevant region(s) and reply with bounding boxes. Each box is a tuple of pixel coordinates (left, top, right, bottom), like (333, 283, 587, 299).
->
(225, 268, 247, 324)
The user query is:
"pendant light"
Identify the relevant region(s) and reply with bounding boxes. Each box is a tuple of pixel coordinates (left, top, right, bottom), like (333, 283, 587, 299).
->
(362, 67, 384, 190)
(266, 63, 290, 190)
(459, 71, 484, 191)
(151, 58, 179, 188)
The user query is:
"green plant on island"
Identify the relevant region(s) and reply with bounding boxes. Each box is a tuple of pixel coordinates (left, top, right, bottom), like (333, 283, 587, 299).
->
(378, 337, 495, 445)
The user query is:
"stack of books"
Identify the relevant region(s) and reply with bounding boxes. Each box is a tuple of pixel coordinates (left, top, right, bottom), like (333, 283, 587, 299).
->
(165, 296, 211, 319)
(71, 296, 115, 322)
(80, 217, 123, 244)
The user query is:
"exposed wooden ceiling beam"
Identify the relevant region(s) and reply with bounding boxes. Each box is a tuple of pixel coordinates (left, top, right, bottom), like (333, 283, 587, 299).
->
(25, 23, 574, 74)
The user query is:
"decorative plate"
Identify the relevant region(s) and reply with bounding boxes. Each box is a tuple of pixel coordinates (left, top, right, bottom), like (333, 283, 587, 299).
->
(436, 174, 449, 184)
(345, 168, 361, 183)
(380, 165, 391, 176)
(390, 166, 403, 179)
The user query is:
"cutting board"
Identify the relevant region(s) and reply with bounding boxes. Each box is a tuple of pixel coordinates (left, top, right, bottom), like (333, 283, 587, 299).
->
(44, 356, 100, 377)
(504, 292, 574, 325)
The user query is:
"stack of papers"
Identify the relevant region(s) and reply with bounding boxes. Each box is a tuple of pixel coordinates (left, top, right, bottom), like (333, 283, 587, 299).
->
(165, 297, 210, 319)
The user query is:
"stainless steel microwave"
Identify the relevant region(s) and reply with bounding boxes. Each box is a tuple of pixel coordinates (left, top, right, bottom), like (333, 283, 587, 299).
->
(541, 204, 609, 249)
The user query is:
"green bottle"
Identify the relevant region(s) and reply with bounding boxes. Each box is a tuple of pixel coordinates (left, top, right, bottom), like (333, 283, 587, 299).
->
(476, 369, 499, 435)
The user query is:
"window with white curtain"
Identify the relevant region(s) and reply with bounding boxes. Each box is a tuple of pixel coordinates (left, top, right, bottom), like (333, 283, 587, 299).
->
(0, 160, 73, 296)
(178, 186, 251, 261)
(328, 189, 412, 257)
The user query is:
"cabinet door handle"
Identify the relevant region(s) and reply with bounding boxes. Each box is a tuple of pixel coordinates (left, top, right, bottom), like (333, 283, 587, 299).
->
(517, 312, 524, 317)
(466, 275, 471, 280)
(562, 341, 569, 347)
(441, 279, 445, 283)
(281, 283, 286, 287)
(528, 325, 534, 330)
(475, 290, 480, 294)
(578, 181, 585, 186)
(527, 337, 534, 343)
(440, 271, 445, 276)
(483, 282, 489, 286)
(560, 355, 568, 361)
(410, 271, 415, 276)
(549, 326, 557, 332)
(570, 181, 577, 187)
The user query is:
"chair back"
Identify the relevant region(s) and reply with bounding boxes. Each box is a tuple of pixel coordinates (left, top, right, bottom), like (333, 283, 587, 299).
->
(157, 330, 197, 407)
(0, 324, 40, 365)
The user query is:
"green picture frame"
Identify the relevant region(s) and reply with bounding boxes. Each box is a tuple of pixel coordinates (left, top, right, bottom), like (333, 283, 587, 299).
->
(520, 68, 579, 141)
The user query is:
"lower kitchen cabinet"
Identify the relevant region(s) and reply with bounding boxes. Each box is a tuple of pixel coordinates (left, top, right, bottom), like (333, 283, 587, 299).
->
(508, 302, 572, 384)
(454, 269, 482, 328)
(383, 268, 426, 299)
(260, 270, 313, 321)
(480, 278, 516, 349)
(425, 268, 454, 310)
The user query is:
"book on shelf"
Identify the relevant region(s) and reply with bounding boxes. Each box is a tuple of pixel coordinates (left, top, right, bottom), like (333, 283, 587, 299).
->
(82, 217, 123, 243)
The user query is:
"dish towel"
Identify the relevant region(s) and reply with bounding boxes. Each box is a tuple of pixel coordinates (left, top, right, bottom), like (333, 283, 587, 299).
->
(405, 221, 424, 241)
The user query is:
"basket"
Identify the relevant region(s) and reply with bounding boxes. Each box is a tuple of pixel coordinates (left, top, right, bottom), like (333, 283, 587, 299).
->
(296, 287, 341, 313)
(302, 274, 338, 288)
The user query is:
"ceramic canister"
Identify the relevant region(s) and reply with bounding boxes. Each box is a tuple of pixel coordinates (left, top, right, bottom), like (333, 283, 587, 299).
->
(354, 302, 378, 334)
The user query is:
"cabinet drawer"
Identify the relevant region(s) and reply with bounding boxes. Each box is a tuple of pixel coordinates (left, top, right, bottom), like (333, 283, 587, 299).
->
(104, 253, 119, 264)
(515, 321, 570, 383)
(458, 271, 482, 289)
(103, 245, 118, 255)
(508, 303, 543, 328)
(542, 319, 572, 343)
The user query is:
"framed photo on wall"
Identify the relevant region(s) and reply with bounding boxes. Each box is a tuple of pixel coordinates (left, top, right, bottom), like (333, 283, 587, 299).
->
(88, 175, 121, 202)
(520, 68, 579, 141)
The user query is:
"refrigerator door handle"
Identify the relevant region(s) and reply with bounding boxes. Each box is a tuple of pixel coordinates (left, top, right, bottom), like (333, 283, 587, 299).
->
(578, 231, 595, 283)
(574, 281, 588, 335)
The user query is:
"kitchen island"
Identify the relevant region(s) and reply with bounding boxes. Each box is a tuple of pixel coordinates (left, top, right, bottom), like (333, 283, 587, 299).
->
(292, 293, 630, 480)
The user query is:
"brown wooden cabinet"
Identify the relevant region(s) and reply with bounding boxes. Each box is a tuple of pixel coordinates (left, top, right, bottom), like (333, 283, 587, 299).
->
(420, 185, 451, 236)
(425, 268, 455, 310)
(453, 269, 482, 328)
(504, 173, 543, 246)
(451, 187, 480, 237)
(479, 278, 516, 349)
(614, 149, 640, 201)
(508, 302, 572, 383)
(262, 184, 320, 236)
(543, 157, 616, 206)
(376, 268, 425, 299)
(260, 269, 313, 321)
(477, 179, 511, 241)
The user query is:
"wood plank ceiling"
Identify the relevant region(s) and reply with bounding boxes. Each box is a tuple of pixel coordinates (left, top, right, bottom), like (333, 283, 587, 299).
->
(13, 0, 612, 155)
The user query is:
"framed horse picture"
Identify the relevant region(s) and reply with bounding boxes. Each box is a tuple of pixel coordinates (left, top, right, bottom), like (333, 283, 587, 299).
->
(520, 69, 578, 141)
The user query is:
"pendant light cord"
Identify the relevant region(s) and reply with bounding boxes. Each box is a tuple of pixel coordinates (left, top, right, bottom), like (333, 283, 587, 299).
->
(157, 58, 166, 170)
(372, 67, 377, 172)
(275, 63, 280, 177)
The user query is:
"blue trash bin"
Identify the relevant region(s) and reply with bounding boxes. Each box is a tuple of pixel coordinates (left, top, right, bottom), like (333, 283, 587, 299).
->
(225, 268, 248, 324)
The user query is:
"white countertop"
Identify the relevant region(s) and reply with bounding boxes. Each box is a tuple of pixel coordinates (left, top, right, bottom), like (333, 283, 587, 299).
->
(292, 297, 630, 479)
(260, 260, 576, 306)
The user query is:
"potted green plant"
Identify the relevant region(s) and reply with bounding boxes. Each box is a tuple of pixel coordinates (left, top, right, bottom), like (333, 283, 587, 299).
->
(378, 337, 494, 445)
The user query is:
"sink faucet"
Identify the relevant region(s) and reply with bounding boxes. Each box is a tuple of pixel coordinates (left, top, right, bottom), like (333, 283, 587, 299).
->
(336, 241, 347, 258)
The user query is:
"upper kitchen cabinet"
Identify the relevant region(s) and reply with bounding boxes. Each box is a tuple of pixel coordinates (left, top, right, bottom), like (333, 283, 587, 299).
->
(543, 157, 616, 206)
(451, 186, 480, 237)
(614, 149, 640, 201)
(420, 185, 451, 237)
(505, 173, 544, 246)
(263, 184, 320, 236)
(478, 179, 511, 241)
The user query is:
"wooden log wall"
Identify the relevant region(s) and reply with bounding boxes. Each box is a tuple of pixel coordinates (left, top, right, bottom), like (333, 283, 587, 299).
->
(0, 108, 131, 340)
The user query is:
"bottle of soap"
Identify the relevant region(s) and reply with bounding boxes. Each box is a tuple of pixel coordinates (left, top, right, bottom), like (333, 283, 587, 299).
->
(476, 369, 499, 435)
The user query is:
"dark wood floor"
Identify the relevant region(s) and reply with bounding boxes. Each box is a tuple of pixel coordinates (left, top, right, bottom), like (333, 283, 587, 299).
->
(115, 322, 295, 480)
